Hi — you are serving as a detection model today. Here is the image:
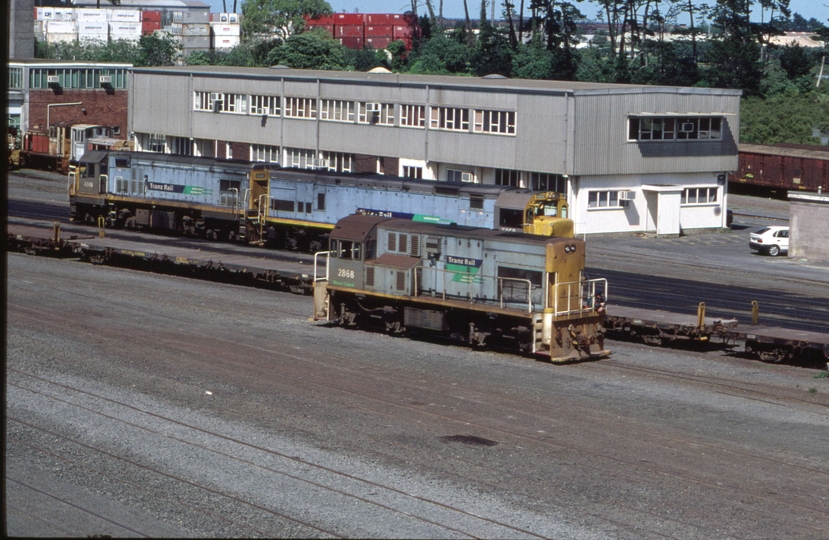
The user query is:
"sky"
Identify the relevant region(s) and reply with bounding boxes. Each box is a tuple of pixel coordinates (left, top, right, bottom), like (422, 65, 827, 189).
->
(207, 0, 829, 25)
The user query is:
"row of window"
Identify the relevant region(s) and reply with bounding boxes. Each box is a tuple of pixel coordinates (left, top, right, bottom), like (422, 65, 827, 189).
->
(588, 187, 718, 209)
(193, 91, 516, 135)
(629, 116, 723, 141)
(29, 68, 129, 89)
(9, 68, 23, 89)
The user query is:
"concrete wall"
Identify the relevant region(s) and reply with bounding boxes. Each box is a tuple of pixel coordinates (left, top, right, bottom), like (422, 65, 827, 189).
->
(10, 0, 35, 59)
(789, 192, 829, 261)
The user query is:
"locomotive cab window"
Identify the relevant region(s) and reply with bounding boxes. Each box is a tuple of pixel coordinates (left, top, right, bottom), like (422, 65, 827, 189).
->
(499, 208, 524, 228)
(330, 240, 361, 260)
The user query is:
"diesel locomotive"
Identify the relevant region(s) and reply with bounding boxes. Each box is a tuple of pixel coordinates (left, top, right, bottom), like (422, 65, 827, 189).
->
(313, 214, 609, 362)
(69, 151, 573, 251)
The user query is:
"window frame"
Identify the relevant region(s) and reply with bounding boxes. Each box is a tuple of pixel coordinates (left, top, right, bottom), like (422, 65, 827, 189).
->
(587, 190, 623, 209)
(629, 115, 723, 142)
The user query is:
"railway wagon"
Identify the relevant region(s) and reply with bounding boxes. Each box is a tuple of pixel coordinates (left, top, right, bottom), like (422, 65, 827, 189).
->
(312, 214, 609, 362)
(71, 151, 573, 251)
(730, 143, 829, 194)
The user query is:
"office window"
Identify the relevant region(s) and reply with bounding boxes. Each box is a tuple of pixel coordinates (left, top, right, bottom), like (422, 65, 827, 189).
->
(251, 144, 280, 163)
(250, 95, 281, 116)
(430, 106, 470, 131)
(682, 187, 718, 204)
(473, 109, 515, 135)
(495, 169, 521, 187)
(588, 190, 622, 208)
(320, 99, 355, 122)
(530, 172, 566, 193)
(447, 169, 475, 183)
(284, 97, 317, 119)
(403, 165, 423, 179)
(400, 104, 425, 128)
(629, 116, 723, 141)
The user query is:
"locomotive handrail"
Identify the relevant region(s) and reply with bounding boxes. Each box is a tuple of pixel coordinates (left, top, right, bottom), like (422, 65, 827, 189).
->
(313, 251, 330, 283)
(413, 265, 535, 313)
(551, 278, 608, 317)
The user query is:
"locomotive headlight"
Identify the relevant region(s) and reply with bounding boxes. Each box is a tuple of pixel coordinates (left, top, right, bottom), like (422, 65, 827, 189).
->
(564, 245, 572, 253)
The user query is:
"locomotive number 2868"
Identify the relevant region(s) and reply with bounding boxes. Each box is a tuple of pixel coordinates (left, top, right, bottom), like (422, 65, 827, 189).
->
(337, 268, 355, 279)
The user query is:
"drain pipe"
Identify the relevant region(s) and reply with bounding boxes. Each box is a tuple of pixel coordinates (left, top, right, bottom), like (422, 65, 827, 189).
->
(47, 101, 83, 129)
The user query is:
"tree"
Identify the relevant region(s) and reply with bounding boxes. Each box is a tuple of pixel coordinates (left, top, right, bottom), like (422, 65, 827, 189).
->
(266, 30, 347, 70)
(406, 34, 471, 74)
(511, 33, 555, 79)
(135, 33, 181, 66)
(241, 0, 332, 42)
(470, 0, 514, 76)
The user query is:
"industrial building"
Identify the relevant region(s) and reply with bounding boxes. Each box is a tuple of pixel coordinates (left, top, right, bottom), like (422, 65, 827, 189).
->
(128, 66, 740, 236)
(789, 191, 829, 261)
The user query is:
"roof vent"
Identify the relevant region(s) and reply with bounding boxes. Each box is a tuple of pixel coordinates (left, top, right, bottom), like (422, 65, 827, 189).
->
(270, 64, 291, 69)
(368, 66, 392, 74)
(482, 73, 507, 79)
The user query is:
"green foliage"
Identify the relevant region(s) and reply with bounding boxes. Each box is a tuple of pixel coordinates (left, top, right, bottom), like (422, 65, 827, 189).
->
(241, 0, 331, 41)
(511, 37, 554, 80)
(739, 93, 829, 144)
(35, 34, 179, 66)
(134, 34, 180, 66)
(266, 30, 347, 70)
(406, 35, 471, 75)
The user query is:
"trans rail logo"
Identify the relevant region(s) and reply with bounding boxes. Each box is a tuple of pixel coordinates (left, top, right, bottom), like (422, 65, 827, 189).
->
(148, 182, 213, 196)
(445, 255, 483, 283)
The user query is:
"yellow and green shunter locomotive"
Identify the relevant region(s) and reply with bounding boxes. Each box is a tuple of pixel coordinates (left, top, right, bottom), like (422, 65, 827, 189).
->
(313, 214, 609, 362)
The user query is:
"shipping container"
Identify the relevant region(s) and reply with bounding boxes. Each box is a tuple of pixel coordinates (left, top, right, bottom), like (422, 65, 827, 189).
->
(79, 33, 109, 43)
(334, 13, 365, 25)
(338, 36, 363, 49)
(365, 25, 394, 37)
(142, 10, 162, 22)
(38, 7, 54, 20)
(53, 8, 73, 21)
(170, 23, 183, 35)
(304, 23, 334, 36)
(337, 24, 364, 38)
(183, 23, 210, 36)
(78, 21, 107, 33)
(47, 33, 78, 44)
(213, 35, 241, 49)
(110, 10, 141, 22)
(76, 9, 107, 22)
(213, 12, 239, 23)
(365, 37, 394, 50)
(393, 24, 415, 39)
(46, 20, 76, 33)
(142, 20, 162, 34)
(109, 22, 141, 34)
(210, 23, 242, 36)
(182, 35, 210, 48)
(173, 10, 210, 23)
(306, 14, 335, 25)
(365, 13, 394, 24)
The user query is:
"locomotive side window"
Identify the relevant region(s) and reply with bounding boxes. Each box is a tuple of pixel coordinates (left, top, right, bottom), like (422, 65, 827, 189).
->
(317, 193, 326, 211)
(333, 240, 361, 260)
(499, 208, 523, 228)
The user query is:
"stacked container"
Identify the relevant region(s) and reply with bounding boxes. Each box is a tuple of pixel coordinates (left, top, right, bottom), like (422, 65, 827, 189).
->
(305, 12, 418, 51)
(210, 21, 241, 49)
(142, 11, 162, 35)
(110, 22, 142, 42)
(79, 21, 109, 43)
(45, 20, 77, 44)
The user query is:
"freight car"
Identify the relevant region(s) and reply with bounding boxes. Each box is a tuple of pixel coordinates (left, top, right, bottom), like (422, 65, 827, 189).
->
(20, 123, 116, 173)
(730, 143, 829, 195)
(312, 214, 609, 362)
(70, 150, 573, 251)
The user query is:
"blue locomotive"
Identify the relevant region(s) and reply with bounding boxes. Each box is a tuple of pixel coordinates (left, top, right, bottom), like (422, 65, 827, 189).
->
(313, 214, 609, 361)
(71, 151, 572, 251)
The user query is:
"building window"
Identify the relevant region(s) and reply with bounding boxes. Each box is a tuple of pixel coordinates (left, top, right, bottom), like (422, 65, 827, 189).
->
(146, 133, 167, 153)
(358, 102, 394, 125)
(403, 165, 422, 179)
(473, 109, 515, 135)
(194, 91, 212, 111)
(284, 97, 317, 119)
(285, 147, 317, 169)
(251, 144, 280, 163)
(400, 104, 425, 128)
(250, 95, 281, 116)
(588, 190, 622, 209)
(320, 99, 355, 122)
(170, 136, 192, 156)
(495, 169, 521, 187)
(430, 106, 470, 131)
(447, 169, 475, 183)
(8, 67, 23, 89)
(629, 116, 723, 141)
(530, 172, 566, 193)
(682, 187, 718, 204)
(320, 151, 353, 172)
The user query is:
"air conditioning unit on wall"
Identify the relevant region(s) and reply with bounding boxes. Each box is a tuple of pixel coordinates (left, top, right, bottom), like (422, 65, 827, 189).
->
(679, 122, 696, 132)
(47, 75, 60, 83)
(619, 191, 635, 201)
(99, 75, 112, 84)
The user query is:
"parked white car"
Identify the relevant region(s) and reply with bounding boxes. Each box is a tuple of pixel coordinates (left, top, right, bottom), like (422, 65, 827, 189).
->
(749, 226, 789, 256)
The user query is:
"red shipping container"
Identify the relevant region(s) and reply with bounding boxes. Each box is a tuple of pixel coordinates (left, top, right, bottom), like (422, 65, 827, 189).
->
(142, 10, 161, 21)
(365, 25, 394, 37)
(393, 25, 414, 39)
(338, 37, 363, 49)
(365, 13, 393, 24)
(142, 20, 162, 34)
(306, 14, 335, 25)
(334, 13, 365, 25)
(337, 24, 364, 38)
(305, 23, 334, 36)
(366, 37, 393, 50)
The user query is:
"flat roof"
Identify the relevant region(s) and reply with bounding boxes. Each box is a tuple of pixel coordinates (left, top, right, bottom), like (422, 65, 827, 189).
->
(9, 59, 133, 68)
(133, 65, 743, 97)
